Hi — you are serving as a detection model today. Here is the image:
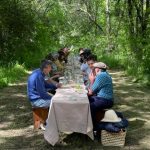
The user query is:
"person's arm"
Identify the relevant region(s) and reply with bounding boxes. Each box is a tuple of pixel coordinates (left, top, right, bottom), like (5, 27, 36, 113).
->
(44, 81, 57, 90)
(46, 78, 62, 88)
(35, 75, 52, 100)
(53, 71, 62, 75)
(90, 74, 105, 94)
(50, 74, 60, 80)
(81, 64, 88, 76)
(81, 71, 87, 75)
(89, 72, 96, 85)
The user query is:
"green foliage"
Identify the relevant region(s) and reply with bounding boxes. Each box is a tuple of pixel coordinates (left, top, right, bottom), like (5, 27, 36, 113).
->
(0, 0, 35, 63)
(0, 0, 150, 86)
(0, 63, 27, 88)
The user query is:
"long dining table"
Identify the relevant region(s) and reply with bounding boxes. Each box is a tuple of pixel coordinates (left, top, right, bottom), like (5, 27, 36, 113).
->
(44, 83, 94, 146)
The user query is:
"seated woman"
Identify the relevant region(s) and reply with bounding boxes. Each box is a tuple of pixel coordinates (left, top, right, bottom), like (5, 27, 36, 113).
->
(88, 62, 114, 128)
(59, 47, 70, 63)
(79, 48, 92, 86)
(86, 54, 97, 88)
(45, 52, 64, 82)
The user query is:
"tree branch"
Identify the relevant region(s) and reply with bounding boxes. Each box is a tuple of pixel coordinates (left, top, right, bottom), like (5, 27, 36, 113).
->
(76, 8, 104, 33)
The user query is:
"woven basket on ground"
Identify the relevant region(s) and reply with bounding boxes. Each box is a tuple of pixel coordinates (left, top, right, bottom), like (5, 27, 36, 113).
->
(101, 129, 127, 147)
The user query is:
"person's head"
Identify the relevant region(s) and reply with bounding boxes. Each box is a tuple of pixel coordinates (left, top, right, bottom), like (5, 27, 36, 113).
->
(86, 54, 97, 69)
(58, 51, 65, 62)
(40, 59, 52, 75)
(79, 48, 84, 55)
(79, 48, 92, 63)
(45, 53, 54, 61)
(63, 47, 70, 53)
(59, 47, 70, 63)
(45, 52, 59, 62)
(60, 47, 70, 54)
(93, 62, 108, 75)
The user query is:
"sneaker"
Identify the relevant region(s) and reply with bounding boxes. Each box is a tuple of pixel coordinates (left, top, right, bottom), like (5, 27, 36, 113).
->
(39, 123, 46, 131)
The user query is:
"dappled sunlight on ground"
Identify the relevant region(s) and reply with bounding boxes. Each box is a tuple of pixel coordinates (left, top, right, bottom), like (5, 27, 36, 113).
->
(110, 70, 150, 149)
(0, 70, 150, 149)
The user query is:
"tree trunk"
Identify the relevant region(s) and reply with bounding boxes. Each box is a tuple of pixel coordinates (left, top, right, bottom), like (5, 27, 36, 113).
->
(106, 0, 111, 52)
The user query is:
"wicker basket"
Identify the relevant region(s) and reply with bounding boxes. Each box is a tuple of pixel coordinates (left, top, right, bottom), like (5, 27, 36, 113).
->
(101, 129, 127, 147)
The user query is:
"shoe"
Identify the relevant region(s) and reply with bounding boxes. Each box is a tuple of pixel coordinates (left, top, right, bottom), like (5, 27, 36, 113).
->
(39, 123, 46, 131)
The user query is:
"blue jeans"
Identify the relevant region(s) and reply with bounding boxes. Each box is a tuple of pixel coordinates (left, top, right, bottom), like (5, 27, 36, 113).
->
(88, 96, 113, 127)
(31, 99, 51, 108)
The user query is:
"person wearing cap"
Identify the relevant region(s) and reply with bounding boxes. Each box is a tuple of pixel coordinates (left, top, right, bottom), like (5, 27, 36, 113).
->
(27, 60, 60, 108)
(88, 62, 114, 127)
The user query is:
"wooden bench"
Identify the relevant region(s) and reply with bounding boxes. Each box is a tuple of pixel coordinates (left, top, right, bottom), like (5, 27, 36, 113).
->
(32, 107, 49, 129)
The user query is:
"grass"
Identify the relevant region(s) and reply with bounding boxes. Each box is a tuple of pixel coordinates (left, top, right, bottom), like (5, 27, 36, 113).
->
(98, 54, 150, 86)
(0, 70, 150, 149)
(98, 54, 123, 69)
(0, 63, 28, 88)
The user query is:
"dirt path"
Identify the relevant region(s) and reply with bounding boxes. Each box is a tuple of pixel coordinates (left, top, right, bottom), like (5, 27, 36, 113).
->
(0, 70, 150, 150)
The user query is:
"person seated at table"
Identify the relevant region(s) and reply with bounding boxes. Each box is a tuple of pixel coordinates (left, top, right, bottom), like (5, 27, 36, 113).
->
(79, 47, 84, 56)
(79, 48, 92, 86)
(88, 62, 114, 128)
(27, 59, 60, 108)
(45, 53, 62, 78)
(45, 51, 67, 83)
(86, 54, 97, 87)
(59, 47, 70, 63)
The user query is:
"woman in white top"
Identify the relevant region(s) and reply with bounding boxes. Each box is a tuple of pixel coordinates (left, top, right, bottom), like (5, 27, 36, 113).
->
(79, 48, 92, 86)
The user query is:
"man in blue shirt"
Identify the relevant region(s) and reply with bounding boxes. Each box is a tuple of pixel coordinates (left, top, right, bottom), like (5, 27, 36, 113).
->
(88, 62, 114, 127)
(27, 60, 59, 108)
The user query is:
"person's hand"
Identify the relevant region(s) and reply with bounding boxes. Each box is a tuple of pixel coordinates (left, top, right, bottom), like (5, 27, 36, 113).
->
(89, 72, 95, 84)
(81, 71, 86, 75)
(88, 88, 93, 96)
(56, 83, 62, 88)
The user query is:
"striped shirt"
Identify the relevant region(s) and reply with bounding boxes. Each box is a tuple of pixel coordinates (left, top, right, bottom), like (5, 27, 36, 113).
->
(91, 71, 113, 100)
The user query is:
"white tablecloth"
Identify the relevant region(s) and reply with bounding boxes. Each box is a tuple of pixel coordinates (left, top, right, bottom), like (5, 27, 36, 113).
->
(44, 86, 94, 146)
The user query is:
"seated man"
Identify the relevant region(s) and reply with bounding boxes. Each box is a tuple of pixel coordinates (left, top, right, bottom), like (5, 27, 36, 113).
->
(88, 62, 114, 127)
(27, 60, 58, 108)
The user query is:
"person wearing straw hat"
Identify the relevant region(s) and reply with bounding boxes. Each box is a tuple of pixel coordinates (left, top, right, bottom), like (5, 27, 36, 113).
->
(88, 62, 114, 127)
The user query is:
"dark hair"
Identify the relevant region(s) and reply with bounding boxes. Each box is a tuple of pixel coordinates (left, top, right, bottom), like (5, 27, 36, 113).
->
(86, 54, 97, 62)
(45, 53, 54, 61)
(81, 49, 92, 60)
(57, 51, 65, 62)
(84, 48, 91, 53)
(60, 47, 69, 52)
(79, 48, 84, 52)
(40, 59, 52, 70)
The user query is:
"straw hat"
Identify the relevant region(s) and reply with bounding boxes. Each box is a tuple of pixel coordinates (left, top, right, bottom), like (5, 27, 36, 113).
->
(101, 109, 121, 122)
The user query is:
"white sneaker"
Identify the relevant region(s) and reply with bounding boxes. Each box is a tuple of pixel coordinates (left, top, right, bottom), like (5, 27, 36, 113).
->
(40, 123, 46, 131)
